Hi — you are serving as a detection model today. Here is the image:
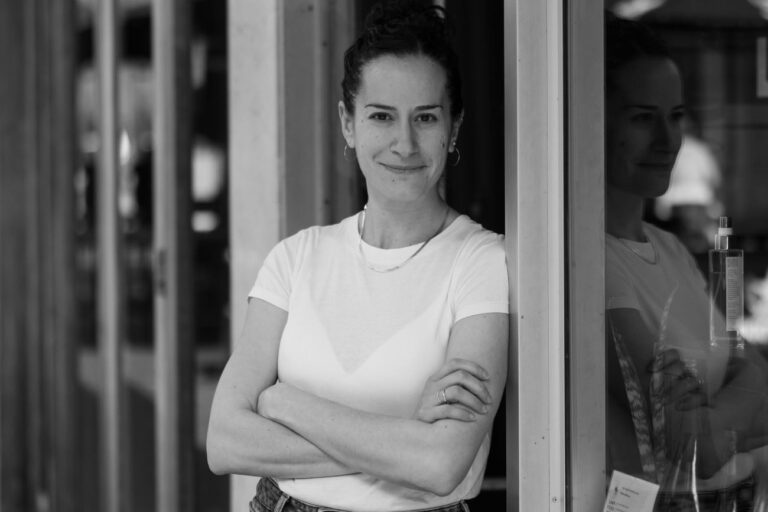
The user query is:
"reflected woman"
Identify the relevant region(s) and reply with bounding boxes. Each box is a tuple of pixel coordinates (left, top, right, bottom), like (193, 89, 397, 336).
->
(206, 2, 509, 511)
(604, 12, 768, 509)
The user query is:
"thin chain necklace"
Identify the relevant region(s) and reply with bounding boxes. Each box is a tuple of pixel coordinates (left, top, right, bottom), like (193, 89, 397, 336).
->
(615, 235, 658, 265)
(357, 204, 449, 273)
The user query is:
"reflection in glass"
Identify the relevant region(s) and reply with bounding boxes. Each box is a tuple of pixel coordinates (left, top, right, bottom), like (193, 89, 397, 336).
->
(604, 9, 768, 510)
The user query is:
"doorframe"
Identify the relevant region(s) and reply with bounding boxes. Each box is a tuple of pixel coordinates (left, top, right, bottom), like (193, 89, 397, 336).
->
(505, 0, 605, 510)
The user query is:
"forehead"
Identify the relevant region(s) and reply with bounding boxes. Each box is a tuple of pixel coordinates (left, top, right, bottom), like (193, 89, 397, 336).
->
(610, 57, 683, 106)
(357, 54, 448, 106)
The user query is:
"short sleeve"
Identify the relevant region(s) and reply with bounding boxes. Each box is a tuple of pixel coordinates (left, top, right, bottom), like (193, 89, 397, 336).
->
(248, 238, 296, 311)
(679, 241, 708, 293)
(606, 245, 641, 311)
(453, 234, 509, 322)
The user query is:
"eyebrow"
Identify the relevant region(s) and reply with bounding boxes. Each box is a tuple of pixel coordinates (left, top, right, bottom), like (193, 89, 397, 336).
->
(364, 103, 444, 111)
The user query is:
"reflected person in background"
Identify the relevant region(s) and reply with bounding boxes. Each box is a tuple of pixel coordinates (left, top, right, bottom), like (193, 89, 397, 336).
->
(206, 1, 509, 511)
(604, 13, 768, 509)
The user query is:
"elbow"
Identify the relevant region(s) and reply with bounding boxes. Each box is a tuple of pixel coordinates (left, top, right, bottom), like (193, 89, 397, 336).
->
(422, 469, 466, 497)
(206, 422, 232, 476)
(207, 450, 228, 476)
(206, 435, 226, 475)
(416, 452, 473, 497)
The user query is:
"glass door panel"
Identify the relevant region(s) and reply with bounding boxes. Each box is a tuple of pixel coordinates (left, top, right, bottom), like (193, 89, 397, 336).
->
(603, 1, 768, 508)
(74, 1, 230, 510)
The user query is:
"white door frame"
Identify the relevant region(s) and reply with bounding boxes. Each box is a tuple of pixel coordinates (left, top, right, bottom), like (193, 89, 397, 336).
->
(505, 0, 605, 510)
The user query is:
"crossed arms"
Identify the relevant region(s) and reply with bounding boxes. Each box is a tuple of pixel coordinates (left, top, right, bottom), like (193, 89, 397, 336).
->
(206, 298, 508, 496)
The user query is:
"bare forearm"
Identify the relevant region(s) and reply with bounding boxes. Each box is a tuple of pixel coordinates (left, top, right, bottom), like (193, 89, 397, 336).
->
(259, 383, 483, 495)
(207, 407, 354, 478)
(709, 359, 768, 434)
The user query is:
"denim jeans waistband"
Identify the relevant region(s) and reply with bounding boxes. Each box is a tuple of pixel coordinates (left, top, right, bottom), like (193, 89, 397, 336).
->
(251, 477, 471, 512)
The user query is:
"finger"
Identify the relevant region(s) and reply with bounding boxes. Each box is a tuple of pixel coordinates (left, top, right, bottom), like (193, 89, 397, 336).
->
(431, 358, 489, 382)
(436, 370, 491, 404)
(674, 393, 707, 411)
(416, 404, 477, 423)
(432, 404, 478, 423)
(436, 371, 492, 405)
(444, 384, 490, 414)
(664, 374, 704, 404)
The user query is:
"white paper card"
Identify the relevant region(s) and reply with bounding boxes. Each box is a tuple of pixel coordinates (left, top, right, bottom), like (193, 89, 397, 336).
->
(602, 470, 659, 512)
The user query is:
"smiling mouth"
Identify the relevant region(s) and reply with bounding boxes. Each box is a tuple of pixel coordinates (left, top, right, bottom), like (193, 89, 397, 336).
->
(380, 163, 426, 172)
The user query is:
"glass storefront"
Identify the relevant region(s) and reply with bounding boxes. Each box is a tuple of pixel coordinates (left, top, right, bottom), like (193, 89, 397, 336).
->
(603, 1, 768, 509)
(8, 1, 768, 510)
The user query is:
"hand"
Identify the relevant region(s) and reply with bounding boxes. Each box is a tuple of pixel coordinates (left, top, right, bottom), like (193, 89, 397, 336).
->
(415, 358, 493, 423)
(648, 348, 707, 411)
(256, 382, 284, 420)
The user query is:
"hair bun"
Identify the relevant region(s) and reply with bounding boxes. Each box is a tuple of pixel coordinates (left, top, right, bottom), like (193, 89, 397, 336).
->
(341, 0, 463, 118)
(364, 0, 448, 37)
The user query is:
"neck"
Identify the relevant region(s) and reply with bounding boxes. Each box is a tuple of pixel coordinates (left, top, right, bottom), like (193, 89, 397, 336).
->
(606, 186, 647, 241)
(361, 197, 450, 249)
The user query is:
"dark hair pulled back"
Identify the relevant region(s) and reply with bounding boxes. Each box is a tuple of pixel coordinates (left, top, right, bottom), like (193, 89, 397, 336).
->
(605, 11, 672, 94)
(342, 0, 463, 119)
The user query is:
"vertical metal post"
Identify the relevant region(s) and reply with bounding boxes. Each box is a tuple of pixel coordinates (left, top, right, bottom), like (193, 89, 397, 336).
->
(506, 0, 567, 510)
(96, 0, 124, 511)
(567, 2, 606, 511)
(153, 0, 194, 510)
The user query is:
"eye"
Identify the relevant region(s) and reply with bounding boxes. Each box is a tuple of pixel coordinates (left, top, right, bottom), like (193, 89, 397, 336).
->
(630, 112, 654, 124)
(368, 112, 393, 122)
(670, 110, 686, 123)
(415, 112, 438, 123)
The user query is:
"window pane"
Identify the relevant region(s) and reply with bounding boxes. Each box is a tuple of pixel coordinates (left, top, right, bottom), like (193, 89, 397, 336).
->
(604, 2, 768, 509)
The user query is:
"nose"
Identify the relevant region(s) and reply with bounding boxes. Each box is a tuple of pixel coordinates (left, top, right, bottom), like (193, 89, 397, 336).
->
(653, 116, 679, 152)
(390, 120, 417, 157)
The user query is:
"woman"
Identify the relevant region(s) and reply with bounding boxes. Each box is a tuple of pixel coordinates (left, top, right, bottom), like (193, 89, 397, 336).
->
(604, 13, 768, 508)
(206, 2, 509, 511)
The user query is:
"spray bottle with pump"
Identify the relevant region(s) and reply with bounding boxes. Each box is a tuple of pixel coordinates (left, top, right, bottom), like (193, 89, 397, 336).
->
(708, 216, 745, 357)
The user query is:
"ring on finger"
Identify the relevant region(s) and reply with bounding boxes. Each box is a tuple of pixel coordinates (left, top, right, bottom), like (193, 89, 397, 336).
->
(438, 388, 448, 405)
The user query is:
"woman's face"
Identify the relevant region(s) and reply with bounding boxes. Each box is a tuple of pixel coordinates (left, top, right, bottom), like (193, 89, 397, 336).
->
(606, 57, 685, 199)
(339, 54, 461, 207)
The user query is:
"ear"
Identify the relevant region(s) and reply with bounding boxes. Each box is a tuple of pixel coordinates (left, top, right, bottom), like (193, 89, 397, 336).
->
(449, 110, 465, 149)
(338, 101, 356, 148)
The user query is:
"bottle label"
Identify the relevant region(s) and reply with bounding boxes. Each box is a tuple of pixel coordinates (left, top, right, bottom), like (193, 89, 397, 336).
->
(725, 256, 743, 332)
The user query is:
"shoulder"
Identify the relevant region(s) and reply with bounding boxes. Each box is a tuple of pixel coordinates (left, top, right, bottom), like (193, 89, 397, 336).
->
(447, 216, 507, 277)
(445, 216, 509, 317)
(450, 215, 505, 257)
(275, 215, 355, 255)
(604, 235, 637, 295)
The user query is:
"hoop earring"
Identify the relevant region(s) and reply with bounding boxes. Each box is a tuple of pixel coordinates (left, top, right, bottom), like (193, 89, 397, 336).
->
(449, 147, 461, 167)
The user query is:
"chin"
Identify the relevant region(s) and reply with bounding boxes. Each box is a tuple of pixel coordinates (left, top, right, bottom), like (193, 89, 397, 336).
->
(635, 173, 672, 198)
(644, 183, 672, 199)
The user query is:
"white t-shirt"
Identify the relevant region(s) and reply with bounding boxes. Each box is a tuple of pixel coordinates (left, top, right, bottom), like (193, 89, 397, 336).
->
(250, 213, 508, 511)
(606, 222, 728, 397)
